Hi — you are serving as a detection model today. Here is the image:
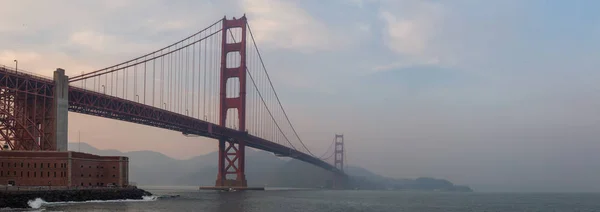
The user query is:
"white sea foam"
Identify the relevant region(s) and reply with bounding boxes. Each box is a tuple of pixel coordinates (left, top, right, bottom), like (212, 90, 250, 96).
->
(27, 196, 157, 209)
(27, 198, 48, 209)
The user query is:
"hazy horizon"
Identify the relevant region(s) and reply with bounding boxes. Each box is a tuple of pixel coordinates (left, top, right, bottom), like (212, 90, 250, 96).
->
(3, 0, 600, 193)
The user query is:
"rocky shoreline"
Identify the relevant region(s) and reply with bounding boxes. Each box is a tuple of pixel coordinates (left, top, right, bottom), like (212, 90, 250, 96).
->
(0, 187, 152, 208)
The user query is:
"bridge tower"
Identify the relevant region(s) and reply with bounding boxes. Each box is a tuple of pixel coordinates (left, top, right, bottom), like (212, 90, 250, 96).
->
(333, 134, 346, 189)
(216, 16, 248, 188)
(334, 134, 344, 172)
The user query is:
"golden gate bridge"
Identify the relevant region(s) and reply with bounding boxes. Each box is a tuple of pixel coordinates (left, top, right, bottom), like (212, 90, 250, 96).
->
(0, 15, 346, 189)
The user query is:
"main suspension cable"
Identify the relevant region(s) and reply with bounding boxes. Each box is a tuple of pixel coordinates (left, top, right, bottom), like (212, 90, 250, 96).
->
(247, 22, 316, 156)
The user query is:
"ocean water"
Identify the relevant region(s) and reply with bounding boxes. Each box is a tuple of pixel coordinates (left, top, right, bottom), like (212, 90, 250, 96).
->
(19, 186, 600, 212)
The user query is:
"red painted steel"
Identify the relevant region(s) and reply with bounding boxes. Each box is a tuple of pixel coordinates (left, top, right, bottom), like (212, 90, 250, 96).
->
(68, 86, 341, 174)
(0, 67, 55, 151)
(0, 16, 347, 188)
(216, 16, 248, 187)
(0, 67, 343, 177)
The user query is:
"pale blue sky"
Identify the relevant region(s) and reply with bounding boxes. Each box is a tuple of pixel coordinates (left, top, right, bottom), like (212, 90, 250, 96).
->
(2, 0, 600, 192)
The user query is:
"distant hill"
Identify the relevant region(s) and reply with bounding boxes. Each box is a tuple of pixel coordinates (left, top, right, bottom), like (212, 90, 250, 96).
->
(68, 142, 472, 191)
(69, 142, 287, 186)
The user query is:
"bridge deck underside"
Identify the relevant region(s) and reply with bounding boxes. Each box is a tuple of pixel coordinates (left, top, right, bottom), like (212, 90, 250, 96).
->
(0, 68, 340, 174)
(0, 68, 55, 150)
(70, 88, 340, 173)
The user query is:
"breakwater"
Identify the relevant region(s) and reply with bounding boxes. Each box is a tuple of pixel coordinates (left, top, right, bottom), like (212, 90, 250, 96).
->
(0, 187, 152, 208)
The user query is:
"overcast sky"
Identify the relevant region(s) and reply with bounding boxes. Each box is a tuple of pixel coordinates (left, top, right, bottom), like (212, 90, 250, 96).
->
(2, 0, 600, 192)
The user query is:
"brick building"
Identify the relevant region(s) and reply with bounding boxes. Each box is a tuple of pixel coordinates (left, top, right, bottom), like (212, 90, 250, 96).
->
(0, 150, 128, 187)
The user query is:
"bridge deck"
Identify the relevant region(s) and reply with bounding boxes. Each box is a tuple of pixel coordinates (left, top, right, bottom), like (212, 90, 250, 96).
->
(0, 67, 342, 174)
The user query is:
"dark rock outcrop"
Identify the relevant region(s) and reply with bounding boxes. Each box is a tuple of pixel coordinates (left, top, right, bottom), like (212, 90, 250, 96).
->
(0, 188, 152, 208)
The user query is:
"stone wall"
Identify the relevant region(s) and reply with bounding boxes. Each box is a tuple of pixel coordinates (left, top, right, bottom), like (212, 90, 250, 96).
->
(0, 151, 128, 187)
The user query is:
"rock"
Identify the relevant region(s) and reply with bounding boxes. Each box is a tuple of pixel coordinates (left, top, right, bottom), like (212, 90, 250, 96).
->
(0, 187, 152, 208)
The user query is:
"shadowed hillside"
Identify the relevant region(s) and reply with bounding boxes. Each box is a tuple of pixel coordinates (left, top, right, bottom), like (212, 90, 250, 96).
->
(69, 142, 471, 191)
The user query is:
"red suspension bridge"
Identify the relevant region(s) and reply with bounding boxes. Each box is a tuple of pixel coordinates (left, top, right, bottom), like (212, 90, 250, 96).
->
(0, 15, 346, 188)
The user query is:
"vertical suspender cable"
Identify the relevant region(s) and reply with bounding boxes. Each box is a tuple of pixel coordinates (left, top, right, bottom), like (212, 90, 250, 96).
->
(192, 38, 196, 117)
(134, 65, 137, 101)
(144, 60, 147, 104)
(161, 54, 164, 108)
(153, 55, 156, 107)
(203, 31, 207, 120)
(185, 40, 189, 115)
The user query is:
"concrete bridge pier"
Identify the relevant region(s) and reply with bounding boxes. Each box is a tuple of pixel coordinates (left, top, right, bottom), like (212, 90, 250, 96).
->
(332, 172, 349, 189)
(53, 68, 68, 151)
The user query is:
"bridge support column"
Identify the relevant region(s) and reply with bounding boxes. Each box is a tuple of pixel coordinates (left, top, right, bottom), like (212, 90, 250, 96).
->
(53, 68, 68, 151)
(215, 15, 248, 188)
(333, 173, 348, 190)
(0, 67, 56, 150)
(216, 139, 247, 187)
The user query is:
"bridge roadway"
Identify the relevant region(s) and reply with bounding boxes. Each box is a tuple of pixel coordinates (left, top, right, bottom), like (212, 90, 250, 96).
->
(0, 67, 343, 175)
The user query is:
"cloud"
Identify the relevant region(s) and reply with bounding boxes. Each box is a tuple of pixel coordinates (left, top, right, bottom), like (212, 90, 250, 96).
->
(69, 30, 118, 52)
(357, 22, 371, 33)
(378, 0, 445, 66)
(103, 0, 135, 9)
(344, 0, 367, 8)
(0, 50, 98, 77)
(242, 0, 345, 52)
(145, 20, 191, 32)
(67, 29, 158, 59)
(371, 58, 440, 73)
(381, 12, 427, 55)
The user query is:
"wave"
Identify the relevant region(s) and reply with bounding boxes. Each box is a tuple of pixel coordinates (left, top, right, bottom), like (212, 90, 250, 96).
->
(27, 196, 158, 209)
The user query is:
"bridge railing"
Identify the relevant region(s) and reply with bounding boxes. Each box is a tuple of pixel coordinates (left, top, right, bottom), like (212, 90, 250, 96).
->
(0, 64, 53, 82)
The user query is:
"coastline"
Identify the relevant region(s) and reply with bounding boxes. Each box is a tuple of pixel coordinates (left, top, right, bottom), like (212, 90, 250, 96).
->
(0, 187, 152, 208)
